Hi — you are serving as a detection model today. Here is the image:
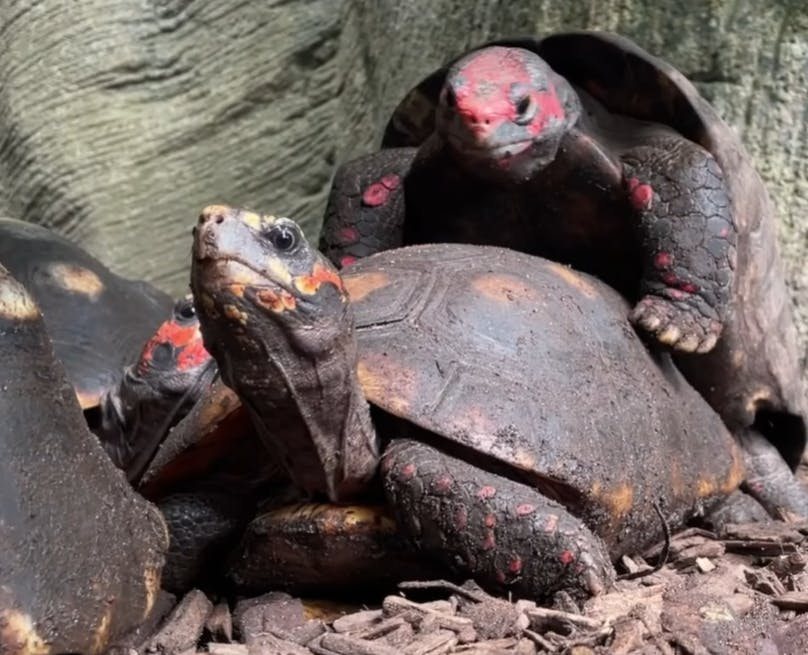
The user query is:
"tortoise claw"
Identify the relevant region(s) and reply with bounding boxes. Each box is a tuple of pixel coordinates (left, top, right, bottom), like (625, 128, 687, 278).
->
(631, 295, 722, 354)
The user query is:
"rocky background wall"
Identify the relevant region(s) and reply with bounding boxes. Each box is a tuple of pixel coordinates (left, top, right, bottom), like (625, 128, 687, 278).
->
(1, 0, 806, 363)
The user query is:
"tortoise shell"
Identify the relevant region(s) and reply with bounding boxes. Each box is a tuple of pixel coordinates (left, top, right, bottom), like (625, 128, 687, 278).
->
(0, 264, 168, 654)
(0, 218, 173, 409)
(343, 243, 743, 552)
(381, 31, 806, 467)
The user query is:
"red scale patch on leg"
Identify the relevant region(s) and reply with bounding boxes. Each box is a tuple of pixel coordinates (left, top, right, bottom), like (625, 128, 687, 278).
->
(653, 251, 673, 270)
(559, 550, 575, 565)
(339, 226, 359, 244)
(453, 506, 468, 530)
(508, 555, 522, 575)
(434, 474, 454, 494)
(399, 463, 417, 481)
(627, 177, 654, 211)
(339, 255, 357, 268)
(483, 513, 496, 528)
(362, 173, 401, 208)
(477, 485, 497, 500)
(515, 503, 535, 517)
(482, 529, 496, 551)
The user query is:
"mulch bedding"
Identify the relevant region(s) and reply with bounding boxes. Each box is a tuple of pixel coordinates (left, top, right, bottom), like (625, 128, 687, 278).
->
(108, 514, 808, 655)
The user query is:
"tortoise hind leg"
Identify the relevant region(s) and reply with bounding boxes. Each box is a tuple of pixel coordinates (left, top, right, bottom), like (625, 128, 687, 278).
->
(738, 428, 808, 518)
(381, 439, 615, 602)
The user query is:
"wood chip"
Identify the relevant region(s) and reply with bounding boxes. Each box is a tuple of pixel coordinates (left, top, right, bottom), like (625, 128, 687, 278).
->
(315, 632, 401, 655)
(772, 591, 808, 612)
(695, 557, 716, 573)
(383, 596, 476, 641)
(525, 606, 604, 633)
(332, 609, 383, 633)
(723, 540, 799, 556)
(144, 589, 213, 654)
(207, 644, 247, 655)
(402, 629, 458, 655)
(721, 522, 805, 543)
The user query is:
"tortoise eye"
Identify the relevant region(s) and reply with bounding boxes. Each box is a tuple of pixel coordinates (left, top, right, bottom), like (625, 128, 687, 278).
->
(514, 94, 536, 125)
(173, 297, 196, 323)
(267, 225, 298, 252)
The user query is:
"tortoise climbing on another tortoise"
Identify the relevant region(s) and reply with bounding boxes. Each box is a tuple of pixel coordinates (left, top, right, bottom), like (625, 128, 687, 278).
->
(190, 205, 757, 601)
(0, 264, 168, 655)
(0, 217, 173, 410)
(321, 31, 808, 513)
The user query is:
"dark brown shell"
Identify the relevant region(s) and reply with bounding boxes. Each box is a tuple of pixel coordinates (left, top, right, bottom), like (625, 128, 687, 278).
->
(382, 31, 806, 467)
(0, 218, 173, 409)
(344, 244, 744, 548)
(0, 265, 167, 654)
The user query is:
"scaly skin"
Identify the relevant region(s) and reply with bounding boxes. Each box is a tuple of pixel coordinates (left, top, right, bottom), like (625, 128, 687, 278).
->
(323, 46, 737, 355)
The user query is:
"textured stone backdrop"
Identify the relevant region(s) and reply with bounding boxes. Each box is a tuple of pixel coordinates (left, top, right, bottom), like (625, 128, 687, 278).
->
(0, 0, 805, 364)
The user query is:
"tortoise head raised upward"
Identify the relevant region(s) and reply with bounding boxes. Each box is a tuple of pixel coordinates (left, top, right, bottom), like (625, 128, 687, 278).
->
(191, 205, 377, 501)
(437, 46, 579, 181)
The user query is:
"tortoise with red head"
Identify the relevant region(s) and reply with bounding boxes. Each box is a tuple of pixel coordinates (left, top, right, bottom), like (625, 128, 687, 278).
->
(189, 205, 762, 601)
(321, 31, 808, 514)
(0, 217, 173, 411)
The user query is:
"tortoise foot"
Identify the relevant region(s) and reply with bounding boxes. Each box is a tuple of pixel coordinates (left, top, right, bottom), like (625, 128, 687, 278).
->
(382, 439, 615, 602)
(631, 294, 720, 353)
(739, 429, 808, 519)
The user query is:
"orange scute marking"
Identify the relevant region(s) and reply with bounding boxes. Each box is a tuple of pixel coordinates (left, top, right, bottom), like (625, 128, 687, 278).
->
(545, 262, 598, 299)
(356, 355, 417, 417)
(256, 288, 297, 313)
(471, 273, 541, 304)
(591, 481, 634, 520)
(294, 262, 345, 296)
(343, 272, 391, 302)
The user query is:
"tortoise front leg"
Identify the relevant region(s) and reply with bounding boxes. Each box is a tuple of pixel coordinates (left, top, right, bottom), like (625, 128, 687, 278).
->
(381, 439, 615, 602)
(320, 148, 416, 268)
(621, 138, 736, 353)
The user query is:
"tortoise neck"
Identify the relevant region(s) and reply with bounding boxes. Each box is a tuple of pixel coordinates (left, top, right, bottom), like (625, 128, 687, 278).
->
(219, 314, 380, 502)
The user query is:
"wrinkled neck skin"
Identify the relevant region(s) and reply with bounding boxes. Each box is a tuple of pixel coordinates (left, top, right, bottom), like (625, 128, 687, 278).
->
(96, 364, 213, 481)
(209, 294, 380, 503)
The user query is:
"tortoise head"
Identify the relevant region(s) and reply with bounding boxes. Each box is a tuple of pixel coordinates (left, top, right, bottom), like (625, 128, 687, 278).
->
(98, 295, 216, 482)
(437, 46, 577, 181)
(191, 206, 376, 501)
(191, 205, 349, 359)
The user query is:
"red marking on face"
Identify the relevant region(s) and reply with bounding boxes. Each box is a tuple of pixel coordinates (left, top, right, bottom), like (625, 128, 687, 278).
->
(340, 255, 357, 268)
(515, 503, 535, 517)
(450, 47, 564, 141)
(482, 529, 496, 550)
(559, 550, 575, 565)
(484, 513, 497, 528)
(454, 506, 468, 530)
(339, 226, 359, 244)
(296, 262, 345, 295)
(544, 514, 558, 533)
(359, 173, 400, 206)
(627, 177, 654, 211)
(137, 319, 209, 375)
(654, 252, 673, 269)
(400, 463, 417, 481)
(508, 555, 522, 574)
(477, 485, 497, 500)
(434, 474, 453, 493)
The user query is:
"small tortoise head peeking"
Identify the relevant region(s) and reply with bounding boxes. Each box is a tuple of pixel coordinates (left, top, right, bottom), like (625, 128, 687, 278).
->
(191, 206, 378, 501)
(437, 46, 577, 182)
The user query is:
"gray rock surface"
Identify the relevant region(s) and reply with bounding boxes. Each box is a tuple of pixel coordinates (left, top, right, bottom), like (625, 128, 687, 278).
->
(0, 1, 805, 366)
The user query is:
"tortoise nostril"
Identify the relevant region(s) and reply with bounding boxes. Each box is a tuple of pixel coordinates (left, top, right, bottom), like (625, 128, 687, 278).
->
(215, 214, 224, 224)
